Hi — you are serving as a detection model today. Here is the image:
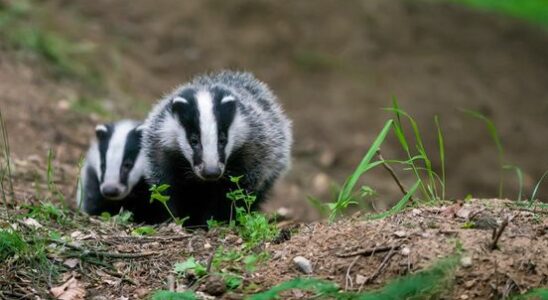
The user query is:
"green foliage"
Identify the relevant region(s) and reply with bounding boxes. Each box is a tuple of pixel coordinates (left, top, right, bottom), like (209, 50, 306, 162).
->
(227, 176, 278, 249)
(387, 98, 443, 201)
(434, 115, 446, 200)
(452, 0, 548, 27)
(461, 221, 476, 229)
(149, 184, 188, 225)
(46, 149, 65, 205)
(23, 201, 66, 223)
(174, 257, 207, 278)
(250, 256, 459, 300)
(514, 288, 548, 299)
(504, 165, 524, 201)
(0, 0, 99, 81)
(366, 181, 420, 220)
(530, 170, 548, 205)
(0, 230, 27, 262)
(151, 290, 197, 300)
(131, 226, 156, 236)
(327, 120, 394, 221)
(462, 109, 505, 198)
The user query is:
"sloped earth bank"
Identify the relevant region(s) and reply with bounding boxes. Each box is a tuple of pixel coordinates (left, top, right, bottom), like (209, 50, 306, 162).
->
(0, 198, 546, 299)
(1, 0, 548, 299)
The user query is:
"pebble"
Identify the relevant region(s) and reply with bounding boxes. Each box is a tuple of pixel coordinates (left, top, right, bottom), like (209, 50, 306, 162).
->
(293, 256, 313, 274)
(355, 274, 367, 285)
(460, 256, 473, 268)
(401, 247, 411, 256)
(393, 230, 407, 238)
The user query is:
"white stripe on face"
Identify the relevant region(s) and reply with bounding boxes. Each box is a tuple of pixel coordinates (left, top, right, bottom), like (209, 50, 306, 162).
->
(196, 90, 219, 169)
(103, 121, 133, 186)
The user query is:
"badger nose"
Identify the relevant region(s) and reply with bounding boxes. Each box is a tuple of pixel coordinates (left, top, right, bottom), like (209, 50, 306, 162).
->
(101, 184, 123, 198)
(202, 165, 222, 180)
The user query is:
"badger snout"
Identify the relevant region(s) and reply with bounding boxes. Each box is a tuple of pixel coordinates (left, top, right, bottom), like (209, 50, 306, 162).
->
(100, 183, 127, 200)
(195, 163, 224, 181)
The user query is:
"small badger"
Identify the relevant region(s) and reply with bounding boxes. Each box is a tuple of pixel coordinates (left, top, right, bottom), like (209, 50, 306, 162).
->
(142, 71, 292, 226)
(77, 120, 167, 224)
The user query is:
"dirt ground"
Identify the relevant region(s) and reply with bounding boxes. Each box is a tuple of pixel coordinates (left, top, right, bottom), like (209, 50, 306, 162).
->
(0, 0, 548, 299)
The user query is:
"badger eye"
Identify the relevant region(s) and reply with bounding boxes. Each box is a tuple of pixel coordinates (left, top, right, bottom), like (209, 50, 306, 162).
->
(219, 134, 228, 146)
(189, 135, 200, 147)
(122, 160, 133, 171)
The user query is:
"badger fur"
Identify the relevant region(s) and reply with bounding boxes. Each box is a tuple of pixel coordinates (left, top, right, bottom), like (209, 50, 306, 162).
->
(142, 71, 292, 226)
(77, 120, 167, 224)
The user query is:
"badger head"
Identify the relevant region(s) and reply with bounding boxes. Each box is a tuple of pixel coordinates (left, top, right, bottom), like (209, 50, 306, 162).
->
(94, 121, 145, 200)
(163, 87, 248, 181)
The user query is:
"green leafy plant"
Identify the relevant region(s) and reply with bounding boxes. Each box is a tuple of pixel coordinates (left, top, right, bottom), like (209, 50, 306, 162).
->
(149, 184, 188, 225)
(174, 257, 207, 278)
(530, 170, 548, 205)
(386, 98, 443, 201)
(504, 165, 524, 201)
(226, 176, 278, 249)
(151, 290, 197, 300)
(131, 226, 156, 236)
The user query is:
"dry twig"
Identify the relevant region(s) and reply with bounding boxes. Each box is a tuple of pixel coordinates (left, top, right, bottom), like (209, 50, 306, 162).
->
(50, 239, 157, 259)
(491, 218, 509, 250)
(376, 150, 414, 203)
(344, 255, 361, 291)
(336, 245, 399, 258)
(366, 245, 398, 284)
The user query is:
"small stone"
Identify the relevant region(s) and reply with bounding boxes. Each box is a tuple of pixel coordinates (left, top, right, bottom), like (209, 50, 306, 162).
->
(411, 209, 422, 216)
(394, 230, 407, 238)
(22, 217, 43, 229)
(401, 247, 411, 256)
(203, 242, 212, 250)
(204, 275, 226, 296)
(63, 258, 80, 269)
(464, 280, 476, 288)
(57, 100, 70, 111)
(460, 295, 469, 300)
(276, 207, 291, 218)
(293, 256, 313, 274)
(312, 173, 330, 195)
(456, 207, 472, 219)
(355, 274, 367, 285)
(460, 256, 473, 268)
(318, 150, 336, 167)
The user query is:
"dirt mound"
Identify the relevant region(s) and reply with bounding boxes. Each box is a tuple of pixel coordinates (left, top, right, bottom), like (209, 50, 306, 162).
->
(1, 198, 545, 299)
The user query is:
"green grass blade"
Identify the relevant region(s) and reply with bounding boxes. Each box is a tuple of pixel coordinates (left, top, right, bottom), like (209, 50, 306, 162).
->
(367, 180, 420, 220)
(435, 115, 446, 200)
(337, 119, 393, 204)
(462, 109, 504, 198)
(503, 165, 523, 201)
(530, 170, 548, 206)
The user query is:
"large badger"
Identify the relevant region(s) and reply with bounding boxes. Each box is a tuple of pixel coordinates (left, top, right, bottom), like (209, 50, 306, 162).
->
(77, 120, 167, 224)
(142, 71, 292, 226)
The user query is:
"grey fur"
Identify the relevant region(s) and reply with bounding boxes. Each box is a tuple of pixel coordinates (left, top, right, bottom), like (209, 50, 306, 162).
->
(142, 70, 292, 222)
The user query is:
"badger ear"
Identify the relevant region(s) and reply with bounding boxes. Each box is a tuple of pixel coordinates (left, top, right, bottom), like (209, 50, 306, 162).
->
(135, 124, 146, 132)
(95, 124, 108, 139)
(171, 96, 189, 114)
(221, 95, 236, 104)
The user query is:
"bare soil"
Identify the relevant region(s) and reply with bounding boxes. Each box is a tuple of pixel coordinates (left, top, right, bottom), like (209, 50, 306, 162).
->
(1, 0, 548, 299)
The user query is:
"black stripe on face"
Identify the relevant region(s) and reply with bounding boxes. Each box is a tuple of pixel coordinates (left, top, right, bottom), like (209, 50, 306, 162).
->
(96, 124, 113, 182)
(211, 87, 237, 163)
(170, 89, 203, 165)
(119, 126, 142, 185)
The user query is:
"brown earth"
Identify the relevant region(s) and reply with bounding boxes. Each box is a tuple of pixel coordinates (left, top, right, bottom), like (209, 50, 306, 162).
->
(1, 0, 548, 299)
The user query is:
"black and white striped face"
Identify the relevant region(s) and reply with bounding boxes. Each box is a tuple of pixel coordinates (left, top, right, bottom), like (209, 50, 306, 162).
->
(165, 87, 247, 181)
(94, 121, 145, 200)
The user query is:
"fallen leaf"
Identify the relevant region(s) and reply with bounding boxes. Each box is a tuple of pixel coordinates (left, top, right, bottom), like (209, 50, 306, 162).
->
(50, 277, 86, 300)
